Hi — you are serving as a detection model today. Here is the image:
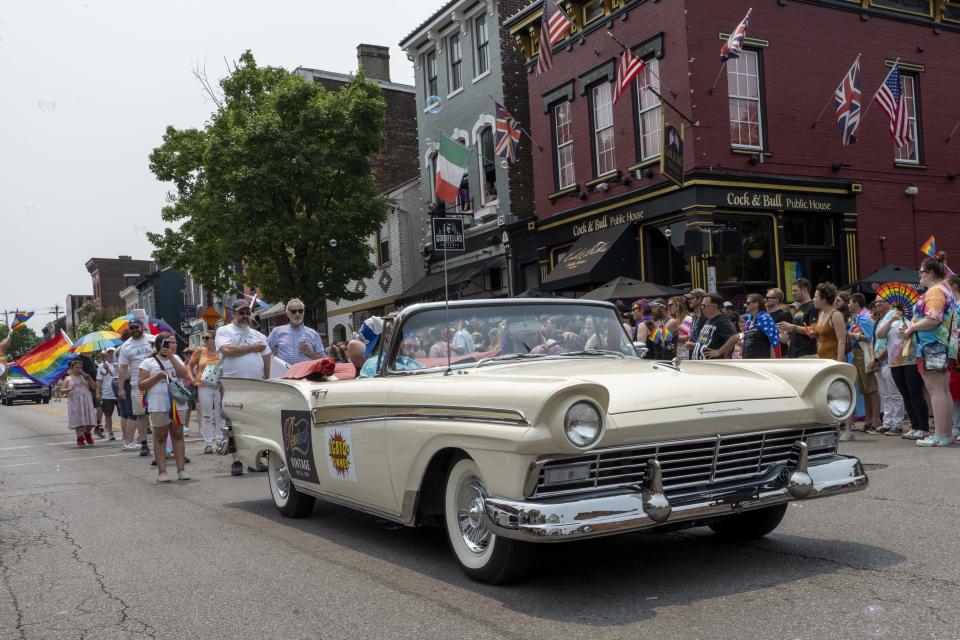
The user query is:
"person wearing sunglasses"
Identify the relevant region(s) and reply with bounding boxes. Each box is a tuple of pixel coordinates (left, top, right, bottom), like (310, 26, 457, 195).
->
(266, 298, 326, 366)
(216, 299, 273, 475)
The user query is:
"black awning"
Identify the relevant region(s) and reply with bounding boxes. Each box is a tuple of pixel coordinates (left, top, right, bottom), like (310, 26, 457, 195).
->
(398, 257, 500, 303)
(540, 223, 637, 292)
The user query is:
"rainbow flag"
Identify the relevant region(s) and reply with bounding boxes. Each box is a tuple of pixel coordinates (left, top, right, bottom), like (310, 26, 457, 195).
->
(661, 327, 673, 346)
(648, 323, 661, 344)
(12, 311, 34, 331)
(9, 332, 75, 385)
(920, 235, 935, 257)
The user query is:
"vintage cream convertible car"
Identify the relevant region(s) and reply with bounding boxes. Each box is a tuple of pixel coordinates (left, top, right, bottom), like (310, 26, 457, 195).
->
(223, 299, 867, 584)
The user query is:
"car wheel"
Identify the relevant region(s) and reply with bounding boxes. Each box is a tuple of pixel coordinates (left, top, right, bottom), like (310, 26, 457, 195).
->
(708, 503, 788, 540)
(443, 457, 534, 584)
(42, 398, 49, 404)
(267, 451, 315, 518)
(35, 398, 42, 404)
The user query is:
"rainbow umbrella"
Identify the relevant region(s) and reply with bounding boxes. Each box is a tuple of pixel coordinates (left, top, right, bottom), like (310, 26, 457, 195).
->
(110, 314, 135, 333)
(70, 330, 123, 354)
(110, 314, 173, 336)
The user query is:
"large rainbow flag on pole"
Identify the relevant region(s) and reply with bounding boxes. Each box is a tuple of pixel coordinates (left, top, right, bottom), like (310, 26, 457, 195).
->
(8, 331, 75, 385)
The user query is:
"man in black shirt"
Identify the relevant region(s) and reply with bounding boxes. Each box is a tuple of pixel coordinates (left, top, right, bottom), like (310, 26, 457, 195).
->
(778, 278, 818, 358)
(689, 293, 739, 360)
(765, 287, 793, 351)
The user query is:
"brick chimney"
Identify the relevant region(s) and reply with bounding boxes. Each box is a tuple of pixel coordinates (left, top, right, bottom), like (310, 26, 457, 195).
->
(357, 44, 390, 82)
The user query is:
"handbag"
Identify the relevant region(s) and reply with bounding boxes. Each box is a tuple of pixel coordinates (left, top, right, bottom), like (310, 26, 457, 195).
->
(154, 356, 192, 405)
(200, 363, 223, 388)
(922, 342, 949, 371)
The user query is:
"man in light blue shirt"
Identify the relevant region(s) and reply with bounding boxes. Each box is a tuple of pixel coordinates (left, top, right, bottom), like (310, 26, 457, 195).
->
(266, 298, 326, 365)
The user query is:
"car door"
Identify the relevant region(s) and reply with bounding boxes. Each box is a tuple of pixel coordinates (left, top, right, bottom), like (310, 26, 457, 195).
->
(310, 376, 399, 515)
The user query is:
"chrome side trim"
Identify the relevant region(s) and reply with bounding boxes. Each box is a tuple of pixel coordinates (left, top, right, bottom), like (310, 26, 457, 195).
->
(312, 404, 529, 427)
(295, 485, 406, 525)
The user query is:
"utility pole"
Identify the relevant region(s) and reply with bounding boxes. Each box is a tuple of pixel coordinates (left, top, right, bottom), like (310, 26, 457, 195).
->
(49, 304, 63, 324)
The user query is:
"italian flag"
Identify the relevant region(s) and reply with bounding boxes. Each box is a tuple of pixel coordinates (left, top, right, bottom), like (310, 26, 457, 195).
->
(435, 133, 471, 204)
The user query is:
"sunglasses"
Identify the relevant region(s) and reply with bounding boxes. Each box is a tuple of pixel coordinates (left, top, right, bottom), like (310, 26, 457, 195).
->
(288, 309, 305, 314)
(203, 336, 213, 341)
(236, 309, 252, 315)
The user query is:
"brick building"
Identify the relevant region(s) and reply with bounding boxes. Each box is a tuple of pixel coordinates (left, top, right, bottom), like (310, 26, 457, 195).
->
(84, 256, 153, 313)
(295, 44, 419, 193)
(506, 0, 960, 300)
(398, 0, 537, 302)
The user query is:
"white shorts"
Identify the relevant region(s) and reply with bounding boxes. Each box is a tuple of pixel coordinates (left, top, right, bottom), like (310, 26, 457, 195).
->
(132, 387, 146, 416)
(148, 412, 172, 428)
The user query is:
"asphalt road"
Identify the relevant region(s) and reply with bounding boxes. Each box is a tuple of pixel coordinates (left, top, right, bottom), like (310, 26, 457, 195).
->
(1, 401, 959, 640)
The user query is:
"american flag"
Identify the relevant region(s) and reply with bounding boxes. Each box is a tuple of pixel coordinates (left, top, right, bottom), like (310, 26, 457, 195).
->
(874, 64, 912, 148)
(746, 310, 781, 358)
(720, 8, 751, 63)
(613, 48, 645, 105)
(494, 102, 521, 162)
(537, 0, 573, 75)
(834, 56, 862, 146)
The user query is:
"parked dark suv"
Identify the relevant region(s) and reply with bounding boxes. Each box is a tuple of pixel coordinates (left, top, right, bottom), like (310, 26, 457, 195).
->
(1, 375, 50, 405)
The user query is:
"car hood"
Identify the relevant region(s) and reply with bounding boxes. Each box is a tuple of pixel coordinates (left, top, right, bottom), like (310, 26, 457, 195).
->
(471, 358, 797, 414)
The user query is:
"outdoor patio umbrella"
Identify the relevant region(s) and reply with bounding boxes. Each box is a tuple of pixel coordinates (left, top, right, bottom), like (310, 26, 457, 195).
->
(70, 330, 123, 354)
(580, 277, 685, 302)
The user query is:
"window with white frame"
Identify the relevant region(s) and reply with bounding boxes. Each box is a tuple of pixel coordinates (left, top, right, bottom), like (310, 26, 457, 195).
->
(895, 74, 920, 164)
(376, 220, 390, 266)
(474, 15, 489, 77)
(425, 50, 438, 97)
(726, 50, 764, 149)
(591, 82, 616, 175)
(478, 126, 497, 204)
(553, 101, 576, 189)
(636, 58, 662, 161)
(448, 34, 462, 92)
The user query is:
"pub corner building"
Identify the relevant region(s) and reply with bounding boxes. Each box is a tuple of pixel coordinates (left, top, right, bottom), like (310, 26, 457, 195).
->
(505, 0, 960, 301)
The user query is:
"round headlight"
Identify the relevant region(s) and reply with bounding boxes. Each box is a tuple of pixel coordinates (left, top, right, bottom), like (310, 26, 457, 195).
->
(826, 379, 852, 418)
(564, 402, 603, 447)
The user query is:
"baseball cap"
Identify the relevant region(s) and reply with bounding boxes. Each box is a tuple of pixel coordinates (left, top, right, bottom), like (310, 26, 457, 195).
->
(723, 301, 733, 309)
(127, 318, 142, 327)
(651, 298, 667, 308)
(232, 299, 251, 311)
(688, 288, 707, 298)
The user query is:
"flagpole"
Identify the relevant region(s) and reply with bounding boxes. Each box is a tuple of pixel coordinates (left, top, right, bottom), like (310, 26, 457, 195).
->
(605, 32, 697, 128)
(812, 53, 860, 129)
(485, 93, 542, 152)
(858, 57, 900, 127)
(707, 65, 726, 96)
(946, 122, 960, 144)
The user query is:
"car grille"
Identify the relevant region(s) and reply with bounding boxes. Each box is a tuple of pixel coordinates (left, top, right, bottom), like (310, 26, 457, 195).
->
(532, 426, 838, 499)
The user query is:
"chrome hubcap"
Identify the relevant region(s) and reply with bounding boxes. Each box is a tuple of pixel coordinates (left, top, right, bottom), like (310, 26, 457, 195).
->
(274, 459, 290, 500)
(456, 474, 491, 554)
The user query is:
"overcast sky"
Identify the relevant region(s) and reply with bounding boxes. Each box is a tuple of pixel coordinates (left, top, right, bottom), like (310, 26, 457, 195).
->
(0, 0, 440, 334)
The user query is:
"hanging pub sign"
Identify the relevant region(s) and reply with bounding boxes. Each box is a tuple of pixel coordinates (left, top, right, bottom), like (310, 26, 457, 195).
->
(432, 217, 465, 252)
(661, 122, 684, 187)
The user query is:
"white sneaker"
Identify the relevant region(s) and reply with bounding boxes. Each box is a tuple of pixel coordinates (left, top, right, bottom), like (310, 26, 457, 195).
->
(838, 431, 855, 442)
(156, 473, 172, 483)
(177, 470, 190, 481)
(122, 442, 141, 450)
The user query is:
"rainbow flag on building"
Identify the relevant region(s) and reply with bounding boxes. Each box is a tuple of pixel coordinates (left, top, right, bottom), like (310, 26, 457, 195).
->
(9, 332, 75, 385)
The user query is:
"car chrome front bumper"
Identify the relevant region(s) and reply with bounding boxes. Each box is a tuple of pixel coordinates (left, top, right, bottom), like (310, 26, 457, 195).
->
(484, 452, 867, 542)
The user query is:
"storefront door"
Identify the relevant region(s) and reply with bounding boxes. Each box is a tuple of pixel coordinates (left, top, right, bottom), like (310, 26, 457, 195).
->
(783, 252, 842, 293)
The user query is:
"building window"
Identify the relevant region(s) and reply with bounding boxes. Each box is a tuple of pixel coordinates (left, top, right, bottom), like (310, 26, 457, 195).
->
(489, 267, 503, 292)
(636, 58, 662, 161)
(448, 34, 462, 93)
(644, 219, 691, 288)
(428, 152, 439, 207)
(895, 74, 920, 164)
(124, 274, 138, 287)
(376, 221, 390, 265)
(425, 50, 438, 97)
(478, 126, 497, 204)
(584, 0, 605, 23)
(713, 215, 774, 287)
(869, 0, 933, 17)
(456, 138, 470, 211)
(474, 15, 489, 77)
(591, 82, 616, 176)
(726, 50, 764, 150)
(553, 101, 576, 189)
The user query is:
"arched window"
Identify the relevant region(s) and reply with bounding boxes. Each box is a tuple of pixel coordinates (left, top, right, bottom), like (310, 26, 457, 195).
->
(456, 137, 470, 212)
(478, 126, 497, 204)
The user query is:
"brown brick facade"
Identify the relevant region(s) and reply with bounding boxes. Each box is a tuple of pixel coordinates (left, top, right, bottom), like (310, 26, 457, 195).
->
(85, 256, 153, 312)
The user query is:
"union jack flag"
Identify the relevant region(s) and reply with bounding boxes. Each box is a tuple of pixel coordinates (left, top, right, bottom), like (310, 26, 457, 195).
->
(875, 64, 912, 148)
(613, 48, 645, 105)
(537, 0, 573, 75)
(834, 56, 862, 146)
(720, 8, 751, 63)
(494, 102, 521, 162)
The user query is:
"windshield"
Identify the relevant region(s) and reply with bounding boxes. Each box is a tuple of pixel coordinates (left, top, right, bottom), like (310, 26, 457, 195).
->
(387, 303, 637, 373)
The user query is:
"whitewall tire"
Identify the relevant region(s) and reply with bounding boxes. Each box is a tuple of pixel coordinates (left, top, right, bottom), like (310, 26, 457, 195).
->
(268, 451, 315, 518)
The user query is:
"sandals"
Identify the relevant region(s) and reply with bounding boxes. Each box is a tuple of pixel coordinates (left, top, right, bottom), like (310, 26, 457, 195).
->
(916, 435, 950, 447)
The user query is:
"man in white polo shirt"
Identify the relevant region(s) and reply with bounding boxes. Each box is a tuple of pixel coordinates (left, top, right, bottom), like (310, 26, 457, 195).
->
(216, 299, 272, 476)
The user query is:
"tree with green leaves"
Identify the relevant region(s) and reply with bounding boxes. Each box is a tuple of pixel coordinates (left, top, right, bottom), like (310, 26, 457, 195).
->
(0, 324, 42, 361)
(148, 51, 388, 309)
